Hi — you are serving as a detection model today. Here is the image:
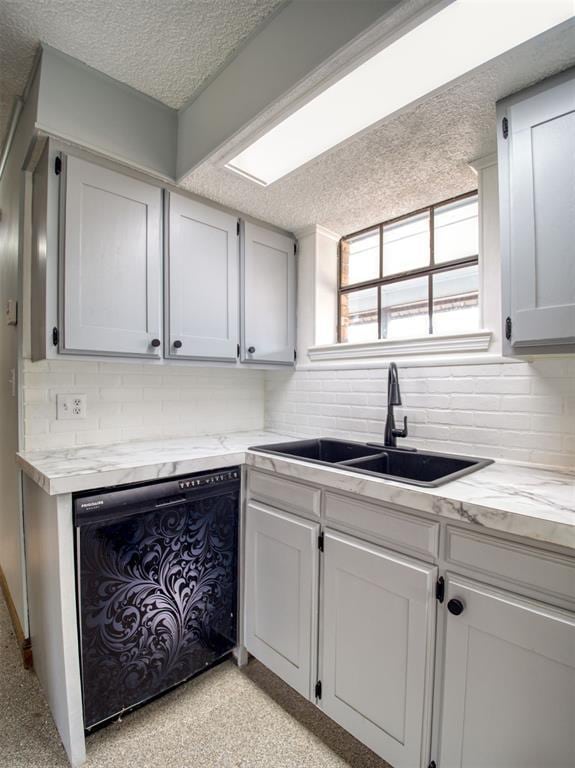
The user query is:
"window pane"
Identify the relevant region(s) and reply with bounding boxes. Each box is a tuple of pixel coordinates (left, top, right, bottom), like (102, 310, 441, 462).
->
(381, 276, 429, 339)
(340, 288, 378, 343)
(434, 196, 478, 264)
(432, 265, 479, 334)
(382, 212, 429, 277)
(341, 229, 379, 286)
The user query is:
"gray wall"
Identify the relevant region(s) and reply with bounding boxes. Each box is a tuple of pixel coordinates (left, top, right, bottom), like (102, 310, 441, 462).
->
(0, 70, 39, 631)
(177, 0, 393, 178)
(36, 46, 177, 179)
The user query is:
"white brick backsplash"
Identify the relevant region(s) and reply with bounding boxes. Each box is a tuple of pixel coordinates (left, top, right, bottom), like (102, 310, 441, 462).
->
(21, 356, 574, 469)
(265, 360, 575, 470)
(22, 359, 265, 450)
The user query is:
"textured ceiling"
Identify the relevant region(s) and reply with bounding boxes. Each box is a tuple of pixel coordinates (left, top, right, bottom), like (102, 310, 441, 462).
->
(0, 0, 285, 151)
(2, 1, 574, 238)
(181, 21, 575, 235)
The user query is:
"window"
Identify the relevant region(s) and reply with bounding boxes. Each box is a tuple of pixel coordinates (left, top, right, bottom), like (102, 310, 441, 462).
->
(338, 192, 479, 343)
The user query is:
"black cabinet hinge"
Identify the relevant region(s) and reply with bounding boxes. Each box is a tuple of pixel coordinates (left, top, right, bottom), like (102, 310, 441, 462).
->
(505, 316, 512, 341)
(293, 242, 297, 255)
(294, 348, 297, 362)
(237, 343, 240, 358)
(52, 327, 59, 347)
(54, 156, 62, 175)
(237, 220, 240, 236)
(428, 761, 437, 768)
(436, 577, 445, 603)
(502, 117, 509, 139)
(318, 532, 324, 552)
(315, 680, 322, 699)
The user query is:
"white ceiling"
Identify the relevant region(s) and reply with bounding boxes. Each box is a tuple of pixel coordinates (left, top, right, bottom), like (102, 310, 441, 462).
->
(181, 21, 575, 235)
(0, 0, 285, 150)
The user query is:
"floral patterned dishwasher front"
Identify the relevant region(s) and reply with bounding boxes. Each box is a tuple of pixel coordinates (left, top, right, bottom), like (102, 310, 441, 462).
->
(74, 468, 240, 729)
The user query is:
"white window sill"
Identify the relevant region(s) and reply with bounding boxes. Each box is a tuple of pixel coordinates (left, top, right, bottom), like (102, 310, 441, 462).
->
(307, 331, 493, 363)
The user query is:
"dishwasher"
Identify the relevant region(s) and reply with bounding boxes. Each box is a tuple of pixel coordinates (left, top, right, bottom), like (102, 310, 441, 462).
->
(74, 466, 240, 730)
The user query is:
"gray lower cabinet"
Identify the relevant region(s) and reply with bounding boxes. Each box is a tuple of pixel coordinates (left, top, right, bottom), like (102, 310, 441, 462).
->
(498, 68, 575, 353)
(61, 155, 163, 357)
(244, 500, 319, 698)
(241, 221, 296, 365)
(166, 193, 239, 361)
(321, 531, 436, 768)
(245, 472, 575, 768)
(437, 576, 575, 768)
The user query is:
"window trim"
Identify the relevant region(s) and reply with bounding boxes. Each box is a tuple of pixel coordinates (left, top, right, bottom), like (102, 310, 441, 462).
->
(337, 190, 480, 343)
(308, 330, 492, 363)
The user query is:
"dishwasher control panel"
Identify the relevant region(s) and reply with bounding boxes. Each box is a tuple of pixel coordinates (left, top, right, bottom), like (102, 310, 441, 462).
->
(178, 469, 240, 490)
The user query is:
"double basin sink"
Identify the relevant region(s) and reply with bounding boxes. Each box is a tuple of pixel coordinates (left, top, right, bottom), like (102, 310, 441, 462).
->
(251, 438, 492, 487)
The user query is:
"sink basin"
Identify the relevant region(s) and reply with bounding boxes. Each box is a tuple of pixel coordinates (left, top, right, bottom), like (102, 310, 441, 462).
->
(251, 438, 492, 487)
(254, 438, 383, 464)
(345, 446, 492, 486)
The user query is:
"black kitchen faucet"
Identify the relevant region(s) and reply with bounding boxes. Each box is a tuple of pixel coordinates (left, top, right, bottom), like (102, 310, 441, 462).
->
(384, 362, 408, 448)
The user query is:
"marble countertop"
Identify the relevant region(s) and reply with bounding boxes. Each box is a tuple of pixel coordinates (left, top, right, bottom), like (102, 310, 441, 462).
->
(247, 451, 575, 551)
(17, 431, 575, 551)
(16, 431, 296, 495)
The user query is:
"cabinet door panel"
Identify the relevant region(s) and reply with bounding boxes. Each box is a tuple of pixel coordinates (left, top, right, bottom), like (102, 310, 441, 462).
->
(242, 222, 295, 364)
(438, 577, 575, 768)
(63, 156, 162, 356)
(321, 531, 436, 768)
(167, 194, 239, 360)
(244, 502, 318, 698)
(501, 74, 575, 349)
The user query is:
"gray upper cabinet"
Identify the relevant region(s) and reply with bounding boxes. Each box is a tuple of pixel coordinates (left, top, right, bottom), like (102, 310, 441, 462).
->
(166, 193, 239, 361)
(61, 156, 163, 357)
(31, 142, 296, 365)
(241, 221, 296, 365)
(498, 69, 575, 354)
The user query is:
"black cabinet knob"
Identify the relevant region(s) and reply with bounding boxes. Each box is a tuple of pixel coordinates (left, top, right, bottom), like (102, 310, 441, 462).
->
(248, 346, 256, 354)
(173, 340, 183, 349)
(447, 598, 465, 616)
(151, 338, 161, 348)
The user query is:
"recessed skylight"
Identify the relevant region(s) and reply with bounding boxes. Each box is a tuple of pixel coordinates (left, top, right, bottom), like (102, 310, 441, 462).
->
(225, 0, 574, 186)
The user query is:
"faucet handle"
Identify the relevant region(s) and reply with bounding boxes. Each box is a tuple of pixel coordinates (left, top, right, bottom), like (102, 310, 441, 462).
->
(393, 416, 408, 439)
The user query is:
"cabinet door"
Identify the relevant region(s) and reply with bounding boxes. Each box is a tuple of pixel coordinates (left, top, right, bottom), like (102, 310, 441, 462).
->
(167, 193, 239, 360)
(62, 156, 162, 357)
(499, 73, 575, 350)
(242, 222, 296, 365)
(244, 501, 319, 698)
(438, 577, 575, 768)
(321, 531, 437, 768)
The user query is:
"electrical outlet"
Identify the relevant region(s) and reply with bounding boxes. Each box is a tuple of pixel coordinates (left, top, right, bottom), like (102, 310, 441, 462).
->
(57, 394, 87, 420)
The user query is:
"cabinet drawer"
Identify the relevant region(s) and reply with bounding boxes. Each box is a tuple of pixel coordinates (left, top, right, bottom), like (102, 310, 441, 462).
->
(247, 470, 320, 518)
(325, 492, 439, 558)
(445, 527, 575, 603)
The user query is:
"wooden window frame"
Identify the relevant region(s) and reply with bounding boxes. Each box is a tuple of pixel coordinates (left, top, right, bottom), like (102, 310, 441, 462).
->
(338, 191, 479, 343)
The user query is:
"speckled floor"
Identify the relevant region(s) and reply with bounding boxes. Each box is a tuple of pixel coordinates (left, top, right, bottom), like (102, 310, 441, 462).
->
(0, 597, 390, 768)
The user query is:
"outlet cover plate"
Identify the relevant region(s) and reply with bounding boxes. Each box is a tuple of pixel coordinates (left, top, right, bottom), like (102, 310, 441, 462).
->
(57, 394, 87, 420)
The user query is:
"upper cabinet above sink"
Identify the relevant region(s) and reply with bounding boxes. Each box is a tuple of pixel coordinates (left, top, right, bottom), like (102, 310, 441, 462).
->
(498, 68, 575, 355)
